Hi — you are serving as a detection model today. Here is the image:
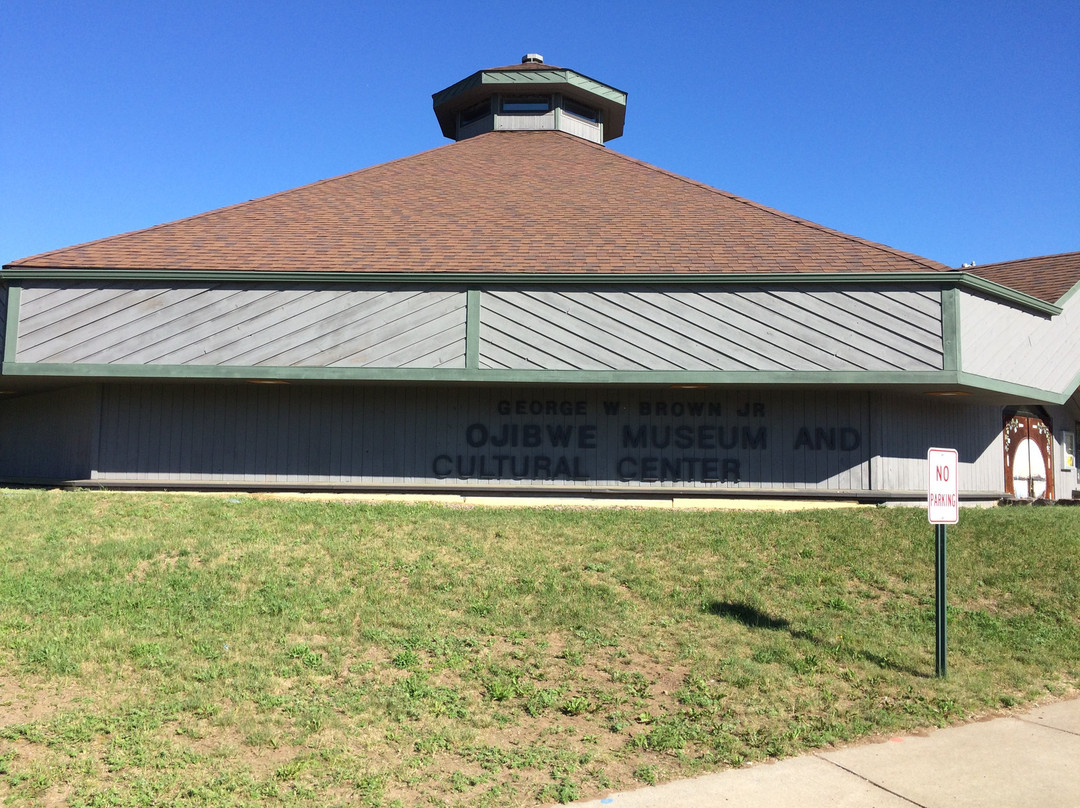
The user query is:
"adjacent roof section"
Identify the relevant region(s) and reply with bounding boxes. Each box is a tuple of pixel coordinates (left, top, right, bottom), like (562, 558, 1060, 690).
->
(969, 252, 1080, 304)
(5, 130, 950, 275)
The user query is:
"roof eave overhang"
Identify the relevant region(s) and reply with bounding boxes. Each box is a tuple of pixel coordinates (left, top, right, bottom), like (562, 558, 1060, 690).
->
(0, 365, 1074, 407)
(0, 267, 1061, 315)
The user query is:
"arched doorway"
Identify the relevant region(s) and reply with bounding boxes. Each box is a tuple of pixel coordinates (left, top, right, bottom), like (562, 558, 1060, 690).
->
(1003, 408, 1054, 499)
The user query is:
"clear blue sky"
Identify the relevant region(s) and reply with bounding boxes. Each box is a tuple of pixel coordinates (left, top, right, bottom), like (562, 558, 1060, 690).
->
(2, 1, 1077, 268)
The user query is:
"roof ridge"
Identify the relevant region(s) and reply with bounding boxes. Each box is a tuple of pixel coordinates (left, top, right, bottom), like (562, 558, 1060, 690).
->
(568, 133, 949, 272)
(6, 142, 457, 267)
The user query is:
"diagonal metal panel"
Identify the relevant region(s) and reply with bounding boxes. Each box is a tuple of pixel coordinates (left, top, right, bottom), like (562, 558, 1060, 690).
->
(481, 287, 944, 372)
(16, 282, 468, 369)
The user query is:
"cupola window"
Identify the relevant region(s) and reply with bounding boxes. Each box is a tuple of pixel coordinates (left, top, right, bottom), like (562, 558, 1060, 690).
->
(501, 95, 552, 114)
(562, 98, 600, 123)
(459, 99, 491, 128)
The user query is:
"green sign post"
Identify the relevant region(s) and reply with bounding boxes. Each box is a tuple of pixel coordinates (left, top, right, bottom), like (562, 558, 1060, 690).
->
(934, 522, 947, 677)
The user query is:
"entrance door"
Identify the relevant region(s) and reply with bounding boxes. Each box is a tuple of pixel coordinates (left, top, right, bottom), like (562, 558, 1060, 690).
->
(1004, 413, 1054, 499)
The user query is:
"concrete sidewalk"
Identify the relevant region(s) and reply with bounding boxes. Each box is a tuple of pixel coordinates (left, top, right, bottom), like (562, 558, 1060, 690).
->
(565, 697, 1080, 807)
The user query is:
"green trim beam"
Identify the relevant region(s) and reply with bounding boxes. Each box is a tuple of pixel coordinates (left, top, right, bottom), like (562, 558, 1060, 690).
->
(953, 371, 1079, 407)
(3, 361, 1075, 403)
(940, 286, 961, 371)
(0, 361, 1066, 400)
(0, 361, 954, 385)
(431, 67, 627, 108)
(0, 269, 1061, 315)
(465, 289, 481, 369)
(3, 284, 20, 364)
(958, 273, 1062, 315)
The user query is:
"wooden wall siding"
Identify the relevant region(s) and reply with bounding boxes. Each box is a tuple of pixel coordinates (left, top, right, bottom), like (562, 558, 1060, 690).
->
(92, 384, 872, 490)
(479, 287, 943, 371)
(16, 282, 467, 368)
(0, 382, 1013, 495)
(559, 114, 603, 143)
(496, 110, 556, 131)
(960, 289, 1080, 394)
(0, 386, 97, 479)
(1047, 404, 1078, 500)
(868, 392, 1003, 494)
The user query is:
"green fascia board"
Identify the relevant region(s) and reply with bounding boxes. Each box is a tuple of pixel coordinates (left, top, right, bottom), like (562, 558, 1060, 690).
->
(4, 362, 1073, 402)
(432, 68, 627, 108)
(0, 362, 948, 385)
(0, 362, 1001, 389)
(0, 268, 1062, 314)
(481, 70, 627, 105)
(431, 70, 485, 107)
(1054, 278, 1080, 306)
(958, 274, 1062, 315)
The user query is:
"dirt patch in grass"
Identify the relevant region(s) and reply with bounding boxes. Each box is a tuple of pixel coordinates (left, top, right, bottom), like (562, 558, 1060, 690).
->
(0, 679, 102, 726)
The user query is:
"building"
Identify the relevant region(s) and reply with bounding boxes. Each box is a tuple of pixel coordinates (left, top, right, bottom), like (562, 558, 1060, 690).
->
(2, 55, 1078, 502)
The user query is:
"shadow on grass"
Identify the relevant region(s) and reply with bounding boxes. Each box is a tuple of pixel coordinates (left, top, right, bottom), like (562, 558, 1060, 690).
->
(707, 601, 792, 631)
(707, 600, 930, 678)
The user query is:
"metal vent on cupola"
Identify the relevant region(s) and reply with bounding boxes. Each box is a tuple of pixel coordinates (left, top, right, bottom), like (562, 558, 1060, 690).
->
(431, 54, 627, 144)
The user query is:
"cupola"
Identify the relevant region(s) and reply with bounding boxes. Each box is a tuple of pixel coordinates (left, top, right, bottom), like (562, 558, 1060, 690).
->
(432, 54, 627, 144)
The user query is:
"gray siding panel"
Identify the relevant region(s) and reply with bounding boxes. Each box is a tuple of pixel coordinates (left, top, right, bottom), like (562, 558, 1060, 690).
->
(760, 290, 943, 368)
(869, 392, 1003, 493)
(497, 110, 556, 131)
(0, 381, 1009, 496)
(559, 114, 603, 143)
(960, 290, 1080, 394)
(92, 384, 877, 491)
(0, 386, 97, 479)
(1047, 404, 1078, 500)
(481, 286, 944, 371)
(20, 285, 185, 354)
(17, 282, 468, 369)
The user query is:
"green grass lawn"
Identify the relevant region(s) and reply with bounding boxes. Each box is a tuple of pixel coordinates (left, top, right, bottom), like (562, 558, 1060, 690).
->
(0, 490, 1077, 807)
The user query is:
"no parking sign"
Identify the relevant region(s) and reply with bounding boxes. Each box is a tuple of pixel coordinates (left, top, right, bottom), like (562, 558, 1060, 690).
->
(927, 447, 957, 677)
(927, 447, 958, 524)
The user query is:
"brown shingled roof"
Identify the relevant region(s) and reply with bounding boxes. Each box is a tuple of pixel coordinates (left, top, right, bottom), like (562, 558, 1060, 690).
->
(969, 251, 1080, 304)
(7, 130, 950, 275)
